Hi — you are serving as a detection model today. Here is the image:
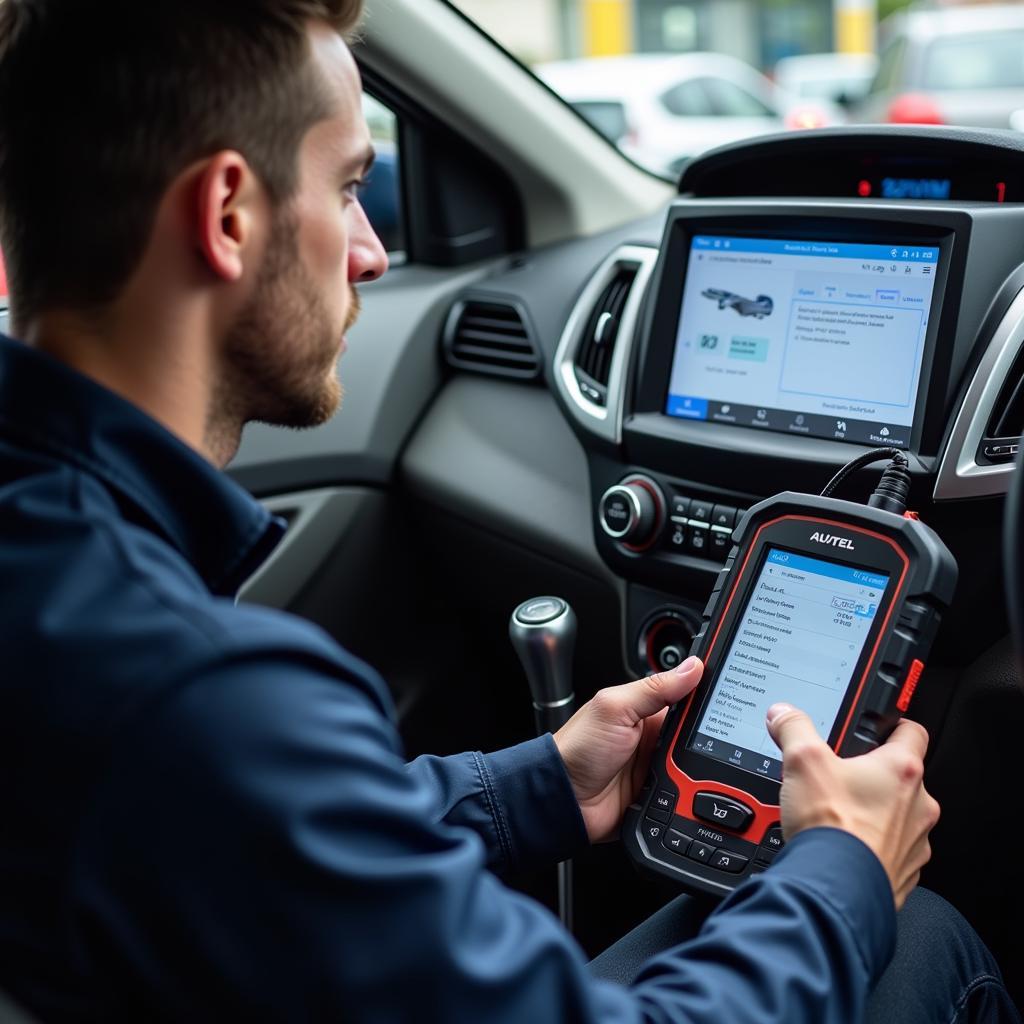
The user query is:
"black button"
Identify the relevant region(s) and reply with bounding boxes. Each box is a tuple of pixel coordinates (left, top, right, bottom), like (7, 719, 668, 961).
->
(693, 792, 754, 832)
(652, 790, 676, 815)
(710, 504, 737, 529)
(710, 530, 732, 556)
(665, 522, 688, 552)
(662, 829, 691, 857)
(687, 841, 716, 864)
(658, 645, 684, 670)
(670, 495, 691, 518)
(688, 526, 709, 555)
(646, 805, 670, 824)
(642, 818, 666, 843)
(710, 849, 749, 873)
(754, 848, 778, 866)
(763, 826, 784, 851)
(689, 499, 713, 523)
(600, 492, 633, 533)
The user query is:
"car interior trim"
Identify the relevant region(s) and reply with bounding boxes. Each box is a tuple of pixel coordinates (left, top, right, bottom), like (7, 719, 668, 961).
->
(554, 245, 658, 444)
(934, 284, 1024, 500)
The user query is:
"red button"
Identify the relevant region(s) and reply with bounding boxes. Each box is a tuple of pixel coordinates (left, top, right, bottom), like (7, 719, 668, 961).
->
(897, 658, 925, 712)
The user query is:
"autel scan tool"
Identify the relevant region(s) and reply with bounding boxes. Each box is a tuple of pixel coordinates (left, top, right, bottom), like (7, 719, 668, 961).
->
(624, 451, 958, 896)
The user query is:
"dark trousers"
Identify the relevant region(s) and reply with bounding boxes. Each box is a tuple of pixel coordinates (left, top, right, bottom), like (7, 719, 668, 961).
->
(590, 887, 1020, 1023)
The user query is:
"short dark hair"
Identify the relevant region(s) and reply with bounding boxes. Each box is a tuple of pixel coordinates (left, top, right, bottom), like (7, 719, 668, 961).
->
(0, 0, 364, 325)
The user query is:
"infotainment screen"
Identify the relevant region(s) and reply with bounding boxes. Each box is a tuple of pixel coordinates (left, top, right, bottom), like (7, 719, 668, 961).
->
(665, 235, 941, 447)
(688, 547, 890, 781)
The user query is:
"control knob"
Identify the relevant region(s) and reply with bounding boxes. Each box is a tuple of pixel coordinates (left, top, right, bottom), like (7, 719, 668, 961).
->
(599, 475, 665, 550)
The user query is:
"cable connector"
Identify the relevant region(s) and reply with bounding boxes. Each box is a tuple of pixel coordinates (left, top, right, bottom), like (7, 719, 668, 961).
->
(867, 451, 912, 515)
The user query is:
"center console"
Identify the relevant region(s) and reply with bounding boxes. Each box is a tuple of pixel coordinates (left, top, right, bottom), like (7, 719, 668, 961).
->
(554, 129, 1024, 681)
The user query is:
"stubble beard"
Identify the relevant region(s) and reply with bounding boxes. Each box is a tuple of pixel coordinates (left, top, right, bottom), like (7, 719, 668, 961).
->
(216, 210, 361, 447)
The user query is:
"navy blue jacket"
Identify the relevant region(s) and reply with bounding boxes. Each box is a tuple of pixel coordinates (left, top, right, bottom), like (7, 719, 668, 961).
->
(0, 334, 896, 1022)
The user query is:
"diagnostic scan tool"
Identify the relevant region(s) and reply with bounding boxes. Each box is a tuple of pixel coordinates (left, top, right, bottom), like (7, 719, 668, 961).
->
(624, 459, 957, 897)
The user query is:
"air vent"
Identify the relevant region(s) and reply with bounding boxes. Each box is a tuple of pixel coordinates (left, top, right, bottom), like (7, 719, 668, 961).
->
(443, 299, 540, 380)
(573, 267, 638, 406)
(980, 350, 1024, 463)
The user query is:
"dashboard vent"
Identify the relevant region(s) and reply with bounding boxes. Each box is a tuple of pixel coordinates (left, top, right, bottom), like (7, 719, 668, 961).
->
(981, 357, 1024, 463)
(573, 266, 638, 406)
(443, 299, 540, 380)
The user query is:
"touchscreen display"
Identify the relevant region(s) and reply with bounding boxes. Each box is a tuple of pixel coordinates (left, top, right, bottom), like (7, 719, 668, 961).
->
(689, 548, 890, 781)
(665, 236, 941, 448)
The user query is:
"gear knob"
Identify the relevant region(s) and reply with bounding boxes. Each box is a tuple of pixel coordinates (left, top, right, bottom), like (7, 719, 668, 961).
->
(510, 596, 577, 734)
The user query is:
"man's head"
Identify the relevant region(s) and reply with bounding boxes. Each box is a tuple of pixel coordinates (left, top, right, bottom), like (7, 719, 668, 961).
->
(0, 0, 387, 454)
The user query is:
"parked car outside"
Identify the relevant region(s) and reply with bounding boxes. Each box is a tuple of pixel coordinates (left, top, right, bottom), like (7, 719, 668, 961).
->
(852, 3, 1024, 127)
(534, 52, 842, 180)
(773, 51, 878, 106)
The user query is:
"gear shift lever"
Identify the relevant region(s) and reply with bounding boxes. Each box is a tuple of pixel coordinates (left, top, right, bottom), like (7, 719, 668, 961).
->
(510, 596, 577, 931)
(509, 596, 577, 736)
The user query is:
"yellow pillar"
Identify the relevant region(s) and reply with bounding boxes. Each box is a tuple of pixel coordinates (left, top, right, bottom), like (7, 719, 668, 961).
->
(582, 0, 633, 57)
(834, 0, 875, 54)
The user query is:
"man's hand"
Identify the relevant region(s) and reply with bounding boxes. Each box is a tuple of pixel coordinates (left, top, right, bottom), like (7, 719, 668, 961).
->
(553, 658, 703, 843)
(767, 703, 941, 910)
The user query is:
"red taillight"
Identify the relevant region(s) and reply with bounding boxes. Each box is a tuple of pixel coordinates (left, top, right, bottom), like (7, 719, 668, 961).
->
(784, 106, 828, 130)
(886, 93, 945, 125)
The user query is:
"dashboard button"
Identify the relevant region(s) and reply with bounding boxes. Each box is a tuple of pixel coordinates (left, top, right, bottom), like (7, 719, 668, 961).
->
(688, 526, 709, 555)
(688, 499, 713, 524)
(710, 505, 737, 529)
(662, 829, 691, 857)
(763, 827, 785, 852)
(710, 849, 749, 873)
(710, 530, 732, 557)
(693, 792, 754, 832)
(665, 522, 689, 552)
(670, 495, 691, 519)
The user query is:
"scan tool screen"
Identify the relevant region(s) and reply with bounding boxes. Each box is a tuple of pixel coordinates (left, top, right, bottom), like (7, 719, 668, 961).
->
(665, 235, 940, 448)
(688, 547, 890, 782)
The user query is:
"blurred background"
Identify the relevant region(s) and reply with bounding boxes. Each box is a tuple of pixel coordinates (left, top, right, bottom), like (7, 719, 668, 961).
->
(451, 0, 1024, 179)
(2, 0, 1023, 285)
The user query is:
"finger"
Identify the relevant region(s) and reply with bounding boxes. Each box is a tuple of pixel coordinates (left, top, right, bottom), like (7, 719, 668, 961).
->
(631, 708, 669, 793)
(600, 657, 703, 725)
(881, 717, 930, 760)
(766, 704, 825, 756)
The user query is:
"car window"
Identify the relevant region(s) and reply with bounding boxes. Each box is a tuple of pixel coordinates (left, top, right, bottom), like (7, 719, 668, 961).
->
(922, 31, 1024, 91)
(361, 94, 405, 256)
(660, 80, 714, 117)
(702, 77, 774, 117)
(572, 100, 629, 143)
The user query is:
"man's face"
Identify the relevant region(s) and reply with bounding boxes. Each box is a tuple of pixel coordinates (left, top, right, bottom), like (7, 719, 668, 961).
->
(222, 25, 387, 430)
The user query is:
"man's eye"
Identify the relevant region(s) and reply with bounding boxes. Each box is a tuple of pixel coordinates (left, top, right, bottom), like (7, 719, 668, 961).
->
(343, 178, 368, 200)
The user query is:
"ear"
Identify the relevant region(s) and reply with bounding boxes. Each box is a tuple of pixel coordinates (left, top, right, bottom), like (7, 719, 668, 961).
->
(194, 151, 262, 283)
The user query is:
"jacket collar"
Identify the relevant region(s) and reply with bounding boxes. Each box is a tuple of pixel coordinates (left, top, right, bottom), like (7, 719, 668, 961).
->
(0, 334, 284, 596)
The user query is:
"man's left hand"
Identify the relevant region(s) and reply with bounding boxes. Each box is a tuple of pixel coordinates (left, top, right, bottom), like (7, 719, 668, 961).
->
(553, 657, 703, 843)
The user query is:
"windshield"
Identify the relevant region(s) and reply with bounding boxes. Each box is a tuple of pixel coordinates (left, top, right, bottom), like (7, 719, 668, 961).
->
(448, 1, 1024, 180)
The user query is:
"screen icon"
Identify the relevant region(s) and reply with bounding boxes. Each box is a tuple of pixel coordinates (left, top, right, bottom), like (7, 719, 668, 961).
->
(756, 409, 767, 420)
(879, 426, 891, 437)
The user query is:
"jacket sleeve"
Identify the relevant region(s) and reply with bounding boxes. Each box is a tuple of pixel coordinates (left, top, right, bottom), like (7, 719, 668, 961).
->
(69, 652, 897, 1024)
(406, 736, 588, 875)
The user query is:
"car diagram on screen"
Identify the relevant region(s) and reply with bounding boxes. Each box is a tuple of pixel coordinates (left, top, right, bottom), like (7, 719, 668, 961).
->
(702, 288, 774, 318)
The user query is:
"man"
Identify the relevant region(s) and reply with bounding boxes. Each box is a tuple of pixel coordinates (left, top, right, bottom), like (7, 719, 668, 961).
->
(0, 1, 1015, 1021)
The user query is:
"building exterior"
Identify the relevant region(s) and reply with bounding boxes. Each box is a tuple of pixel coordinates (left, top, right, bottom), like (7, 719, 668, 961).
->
(455, 0, 876, 70)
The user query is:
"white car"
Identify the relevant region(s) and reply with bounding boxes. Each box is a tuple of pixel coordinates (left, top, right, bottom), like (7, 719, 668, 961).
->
(773, 52, 878, 106)
(534, 52, 841, 179)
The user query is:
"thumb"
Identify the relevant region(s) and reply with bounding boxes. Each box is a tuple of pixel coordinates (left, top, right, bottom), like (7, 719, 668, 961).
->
(601, 657, 703, 726)
(765, 703, 822, 756)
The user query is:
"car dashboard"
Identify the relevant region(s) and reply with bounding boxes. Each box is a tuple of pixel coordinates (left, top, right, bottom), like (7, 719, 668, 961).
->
(396, 126, 1024, 972)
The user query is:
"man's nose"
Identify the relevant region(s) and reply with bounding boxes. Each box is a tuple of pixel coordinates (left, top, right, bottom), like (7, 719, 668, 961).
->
(349, 203, 389, 283)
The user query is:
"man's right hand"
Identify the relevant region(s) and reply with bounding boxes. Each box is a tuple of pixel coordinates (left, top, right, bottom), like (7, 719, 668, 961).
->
(767, 703, 941, 910)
